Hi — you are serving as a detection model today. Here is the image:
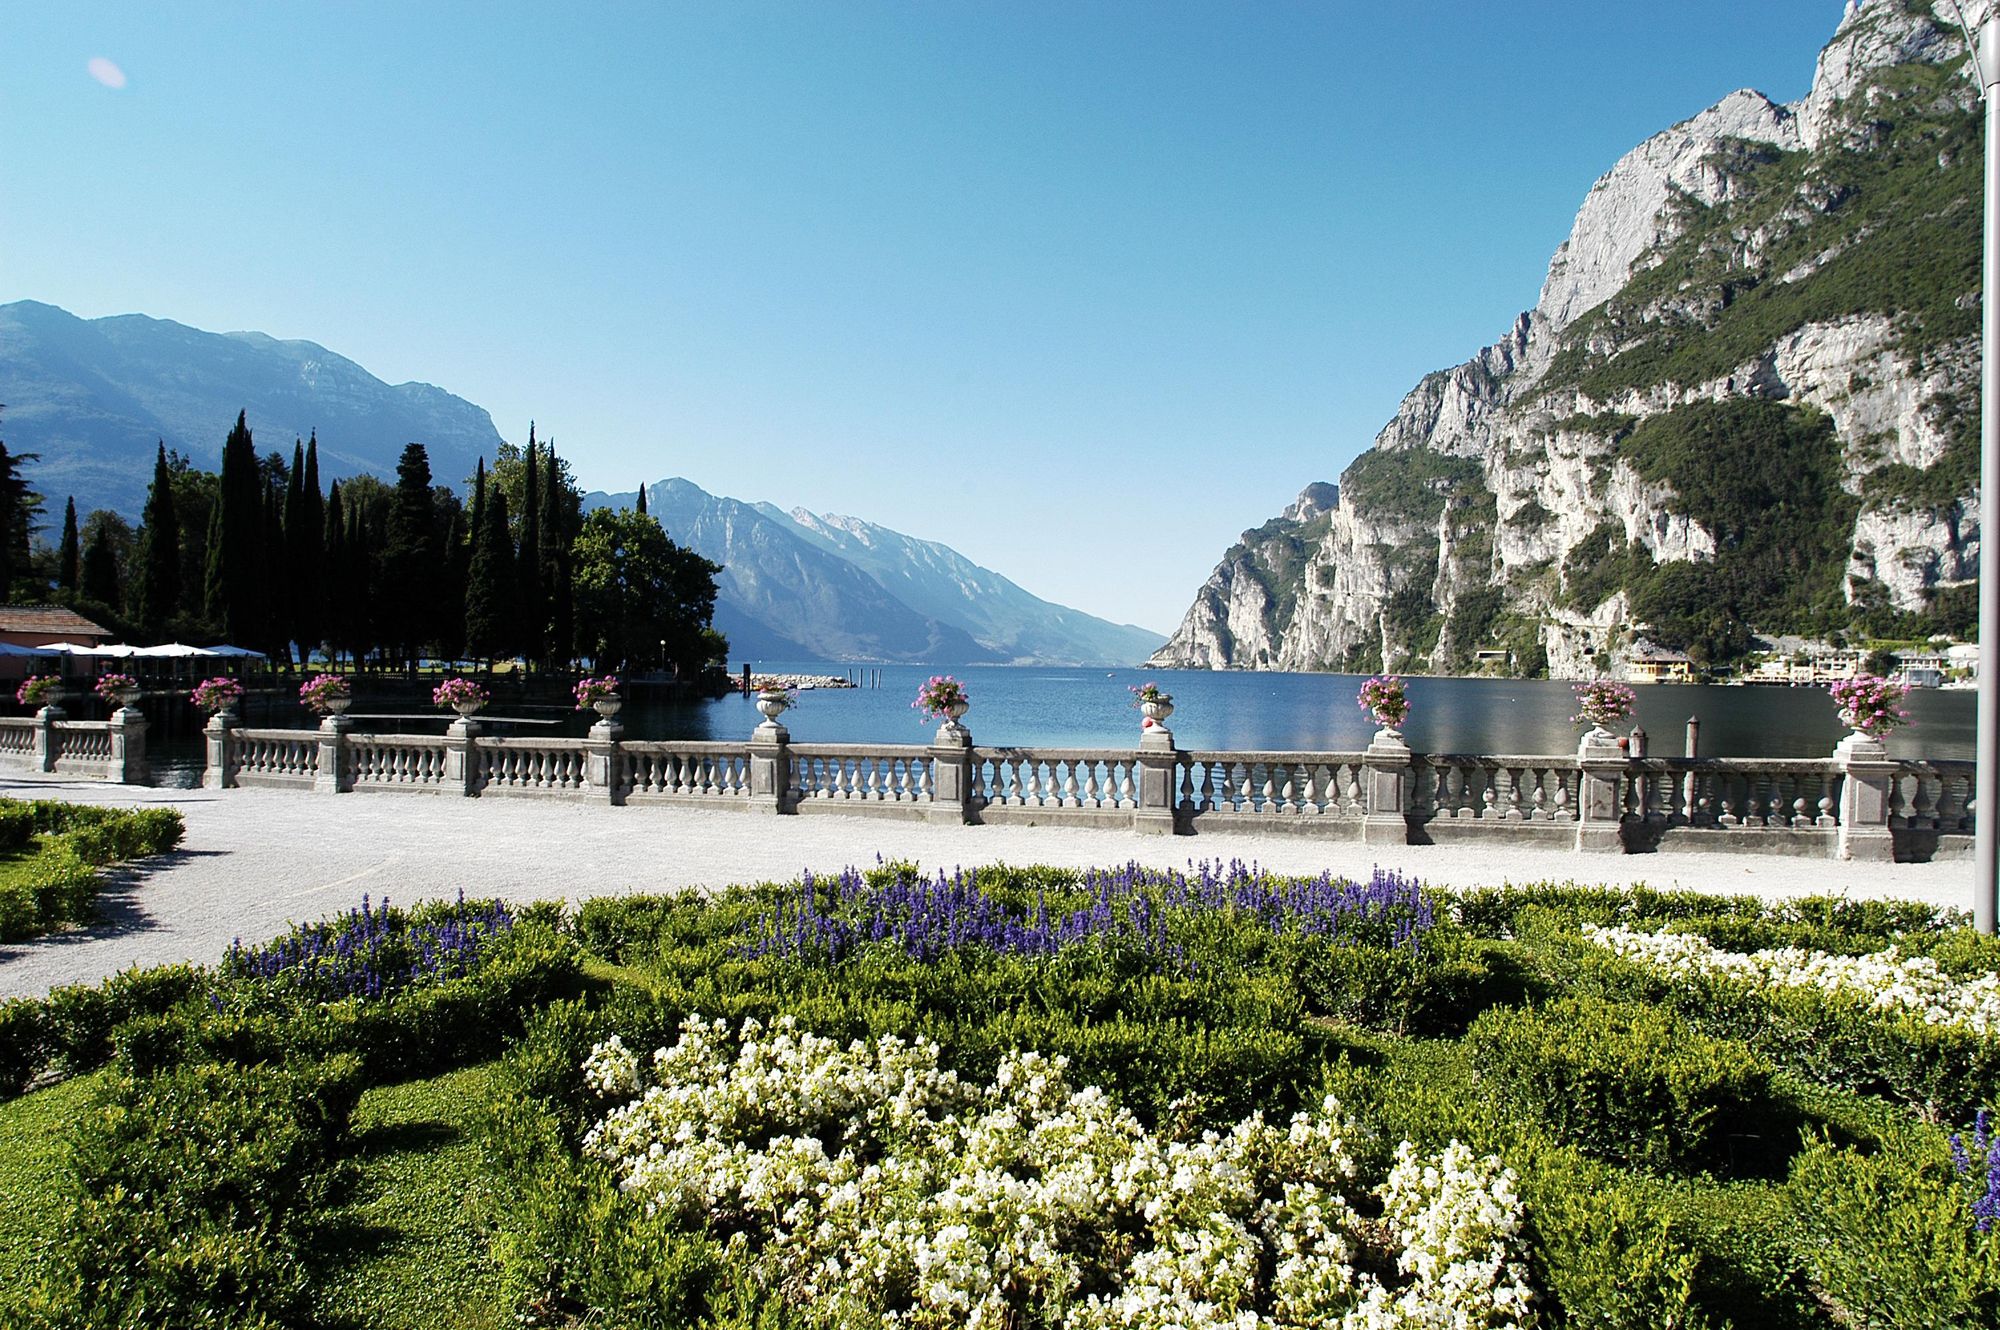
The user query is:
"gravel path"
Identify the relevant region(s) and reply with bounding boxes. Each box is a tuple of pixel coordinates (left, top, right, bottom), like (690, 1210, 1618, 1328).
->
(0, 775, 1979, 999)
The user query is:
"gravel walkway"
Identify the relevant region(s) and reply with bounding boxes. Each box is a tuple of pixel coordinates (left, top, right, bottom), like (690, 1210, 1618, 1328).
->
(0, 775, 1979, 999)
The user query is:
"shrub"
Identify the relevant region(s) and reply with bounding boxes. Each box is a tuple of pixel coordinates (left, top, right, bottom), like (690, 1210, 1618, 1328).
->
(1466, 996, 1777, 1173)
(1791, 1128, 2000, 1328)
(0, 998, 50, 1097)
(0, 801, 34, 851)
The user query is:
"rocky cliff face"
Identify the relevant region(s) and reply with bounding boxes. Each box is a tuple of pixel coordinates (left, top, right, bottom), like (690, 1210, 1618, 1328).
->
(1152, 0, 1983, 677)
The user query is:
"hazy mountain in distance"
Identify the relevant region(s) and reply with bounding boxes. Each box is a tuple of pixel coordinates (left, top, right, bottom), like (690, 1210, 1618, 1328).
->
(0, 300, 504, 513)
(586, 479, 1162, 666)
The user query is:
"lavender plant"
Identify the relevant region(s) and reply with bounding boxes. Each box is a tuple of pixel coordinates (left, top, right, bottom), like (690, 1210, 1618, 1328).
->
(740, 859, 1433, 964)
(1953, 1110, 2000, 1234)
(221, 891, 514, 1001)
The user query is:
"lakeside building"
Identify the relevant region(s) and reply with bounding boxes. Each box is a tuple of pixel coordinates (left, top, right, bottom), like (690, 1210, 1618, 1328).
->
(1743, 650, 1864, 686)
(0, 605, 111, 681)
(1624, 639, 1693, 684)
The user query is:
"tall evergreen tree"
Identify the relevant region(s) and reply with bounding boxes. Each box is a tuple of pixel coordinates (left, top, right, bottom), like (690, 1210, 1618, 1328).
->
(543, 446, 573, 668)
(0, 425, 44, 600)
(135, 443, 181, 639)
(57, 499, 80, 598)
(204, 411, 263, 644)
(262, 469, 286, 658)
(296, 432, 325, 660)
(465, 485, 514, 662)
(635, 482, 647, 516)
(384, 443, 437, 670)
(282, 440, 308, 659)
(80, 518, 122, 609)
(437, 505, 468, 663)
(517, 428, 545, 667)
(323, 483, 348, 664)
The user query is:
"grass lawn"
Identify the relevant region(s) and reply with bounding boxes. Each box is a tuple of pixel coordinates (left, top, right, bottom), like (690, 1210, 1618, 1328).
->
(315, 1062, 510, 1330)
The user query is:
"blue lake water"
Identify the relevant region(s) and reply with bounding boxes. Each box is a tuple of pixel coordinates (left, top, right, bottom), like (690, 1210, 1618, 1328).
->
(139, 663, 1975, 787)
(621, 663, 1975, 761)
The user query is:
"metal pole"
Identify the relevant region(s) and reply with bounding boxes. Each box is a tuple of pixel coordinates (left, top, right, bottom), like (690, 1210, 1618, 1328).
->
(1979, 16, 2000, 934)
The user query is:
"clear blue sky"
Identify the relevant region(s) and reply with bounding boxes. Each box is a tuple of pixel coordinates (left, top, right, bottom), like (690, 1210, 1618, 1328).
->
(4, 2, 1842, 634)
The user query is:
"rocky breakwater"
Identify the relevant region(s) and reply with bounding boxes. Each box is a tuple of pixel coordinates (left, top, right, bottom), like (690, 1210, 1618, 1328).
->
(1152, 0, 1981, 681)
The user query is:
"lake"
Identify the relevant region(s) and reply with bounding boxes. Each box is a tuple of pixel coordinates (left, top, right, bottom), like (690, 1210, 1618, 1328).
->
(139, 663, 1975, 788)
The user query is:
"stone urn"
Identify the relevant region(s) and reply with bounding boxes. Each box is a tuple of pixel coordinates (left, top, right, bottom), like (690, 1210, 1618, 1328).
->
(321, 694, 353, 716)
(112, 687, 143, 711)
(945, 700, 970, 724)
(755, 690, 791, 721)
(1139, 696, 1173, 729)
(593, 696, 624, 720)
(1576, 724, 1619, 756)
(451, 700, 484, 718)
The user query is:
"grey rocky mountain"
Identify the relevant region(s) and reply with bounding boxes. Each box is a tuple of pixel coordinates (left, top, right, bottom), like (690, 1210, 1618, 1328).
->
(0, 299, 504, 513)
(587, 479, 1161, 666)
(1150, 0, 1982, 678)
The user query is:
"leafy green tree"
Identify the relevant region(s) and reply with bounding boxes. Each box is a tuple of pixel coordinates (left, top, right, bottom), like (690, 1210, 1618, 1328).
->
(135, 444, 181, 639)
(572, 508, 723, 677)
(56, 499, 80, 598)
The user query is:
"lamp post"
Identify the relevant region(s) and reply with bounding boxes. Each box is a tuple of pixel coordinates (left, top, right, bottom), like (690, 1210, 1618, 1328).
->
(1968, 7, 2000, 934)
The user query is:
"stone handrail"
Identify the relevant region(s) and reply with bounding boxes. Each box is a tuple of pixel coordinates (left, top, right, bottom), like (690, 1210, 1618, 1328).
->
(181, 714, 1972, 862)
(0, 709, 145, 783)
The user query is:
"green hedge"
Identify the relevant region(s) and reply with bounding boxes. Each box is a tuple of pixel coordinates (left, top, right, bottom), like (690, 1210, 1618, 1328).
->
(0, 800, 184, 943)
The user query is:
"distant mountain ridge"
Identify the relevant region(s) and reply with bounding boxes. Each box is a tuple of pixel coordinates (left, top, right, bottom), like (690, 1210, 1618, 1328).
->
(0, 299, 504, 512)
(587, 479, 1162, 666)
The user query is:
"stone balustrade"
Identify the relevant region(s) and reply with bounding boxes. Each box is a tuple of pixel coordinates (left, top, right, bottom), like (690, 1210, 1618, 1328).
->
(7, 702, 1955, 863)
(0, 707, 147, 784)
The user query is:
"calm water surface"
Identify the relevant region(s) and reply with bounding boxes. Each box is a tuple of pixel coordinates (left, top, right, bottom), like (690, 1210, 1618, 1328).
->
(142, 664, 1974, 787)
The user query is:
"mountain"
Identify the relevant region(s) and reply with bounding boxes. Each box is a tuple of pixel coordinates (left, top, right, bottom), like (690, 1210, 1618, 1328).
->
(0, 300, 505, 512)
(1150, 0, 1980, 678)
(585, 479, 1162, 665)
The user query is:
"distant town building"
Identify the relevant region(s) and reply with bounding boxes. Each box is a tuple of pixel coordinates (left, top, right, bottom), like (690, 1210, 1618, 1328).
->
(1744, 650, 1863, 685)
(1624, 638, 1693, 683)
(0, 605, 112, 682)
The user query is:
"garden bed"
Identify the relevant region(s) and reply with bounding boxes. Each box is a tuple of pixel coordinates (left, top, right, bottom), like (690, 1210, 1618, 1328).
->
(0, 863, 1996, 1327)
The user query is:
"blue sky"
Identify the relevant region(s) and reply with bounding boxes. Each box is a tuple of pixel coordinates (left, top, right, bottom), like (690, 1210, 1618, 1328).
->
(5, 2, 1841, 633)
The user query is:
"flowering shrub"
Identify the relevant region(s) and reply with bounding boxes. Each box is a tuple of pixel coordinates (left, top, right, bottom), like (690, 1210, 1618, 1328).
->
(572, 675, 620, 709)
(742, 861, 1435, 964)
(1828, 672, 1911, 739)
(297, 673, 350, 713)
(432, 676, 489, 711)
(189, 676, 243, 713)
(94, 673, 139, 703)
(582, 1016, 1533, 1329)
(1569, 678, 1635, 729)
(1584, 923, 2000, 1037)
(913, 674, 969, 722)
(221, 892, 515, 1002)
(15, 675, 58, 708)
(1953, 1111, 2000, 1234)
(1358, 675, 1410, 728)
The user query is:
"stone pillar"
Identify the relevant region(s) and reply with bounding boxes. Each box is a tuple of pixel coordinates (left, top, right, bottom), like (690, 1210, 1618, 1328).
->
(201, 709, 235, 789)
(32, 704, 62, 773)
(1363, 727, 1414, 847)
(108, 706, 149, 785)
(587, 717, 625, 804)
(1575, 727, 1627, 852)
(1835, 731, 1897, 862)
(313, 714, 352, 794)
(444, 716, 481, 796)
(1134, 723, 1179, 836)
(928, 720, 973, 826)
(747, 716, 791, 814)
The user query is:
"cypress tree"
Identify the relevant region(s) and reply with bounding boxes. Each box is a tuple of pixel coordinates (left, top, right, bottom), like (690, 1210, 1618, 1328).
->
(0, 431, 41, 600)
(57, 499, 80, 598)
(262, 469, 286, 659)
(323, 483, 347, 665)
(517, 428, 545, 667)
(465, 485, 514, 663)
(205, 411, 262, 644)
(635, 482, 647, 516)
(297, 432, 325, 661)
(80, 520, 120, 609)
(543, 445, 572, 668)
(437, 505, 468, 663)
(282, 440, 307, 659)
(135, 443, 181, 639)
(385, 443, 436, 670)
